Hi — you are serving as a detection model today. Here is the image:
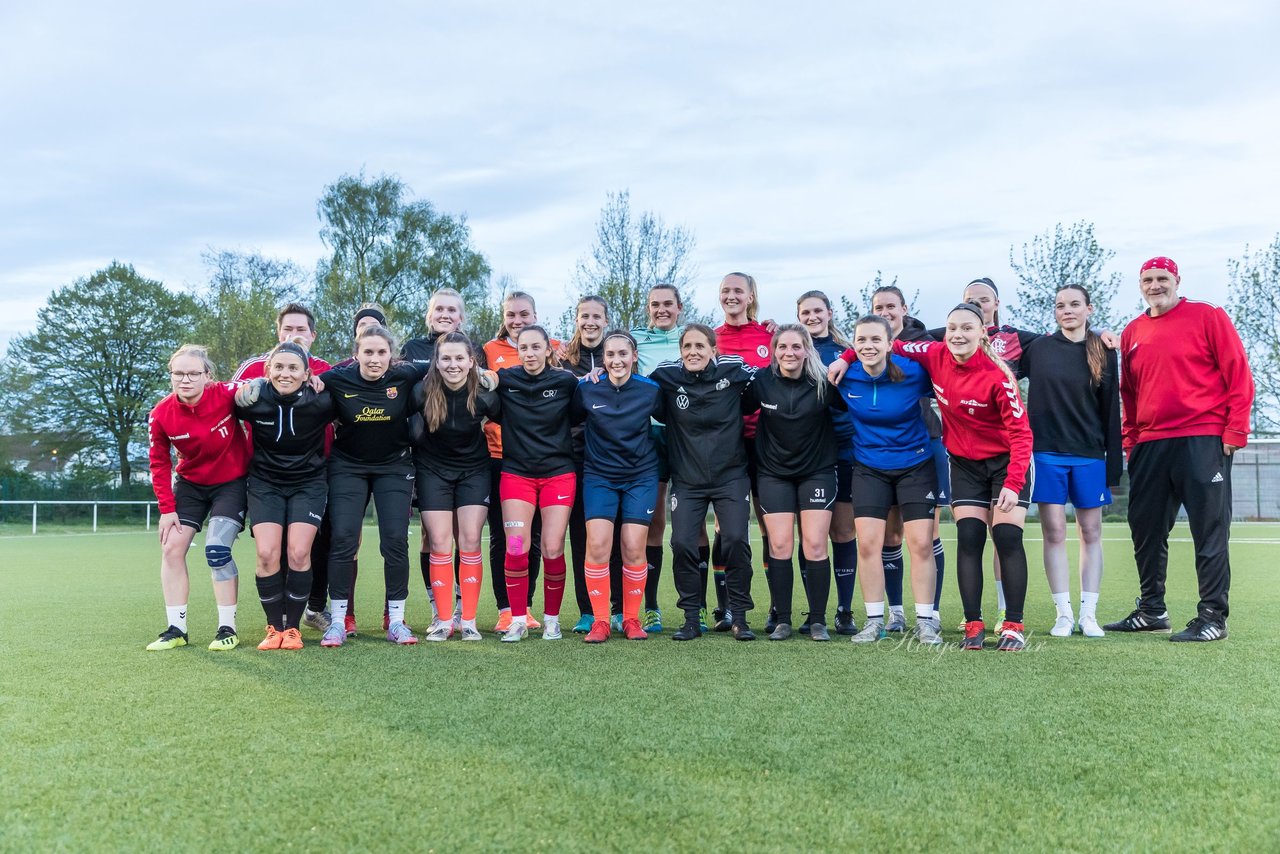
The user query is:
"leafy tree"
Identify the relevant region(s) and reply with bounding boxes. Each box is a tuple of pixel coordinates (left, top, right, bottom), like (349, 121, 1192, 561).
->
(1008, 221, 1123, 330)
(1226, 235, 1280, 432)
(572, 190, 698, 331)
(0, 262, 197, 485)
(313, 171, 491, 348)
(830, 271, 917, 334)
(191, 249, 307, 377)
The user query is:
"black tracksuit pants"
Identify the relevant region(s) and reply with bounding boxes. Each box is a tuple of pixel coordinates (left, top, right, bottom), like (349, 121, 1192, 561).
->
(670, 476, 754, 622)
(1128, 435, 1233, 618)
(327, 459, 413, 602)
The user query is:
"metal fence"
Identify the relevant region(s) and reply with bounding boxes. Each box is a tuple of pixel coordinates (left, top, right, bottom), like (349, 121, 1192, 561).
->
(0, 500, 156, 533)
(1230, 438, 1280, 520)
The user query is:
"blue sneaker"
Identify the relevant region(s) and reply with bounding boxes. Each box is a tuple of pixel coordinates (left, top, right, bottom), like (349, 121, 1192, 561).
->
(698, 608, 709, 632)
(572, 614, 594, 634)
(610, 614, 624, 633)
(643, 608, 663, 634)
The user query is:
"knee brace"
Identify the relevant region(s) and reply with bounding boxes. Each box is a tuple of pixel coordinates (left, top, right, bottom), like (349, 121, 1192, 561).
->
(955, 517, 987, 556)
(205, 516, 242, 581)
(990, 522, 1024, 556)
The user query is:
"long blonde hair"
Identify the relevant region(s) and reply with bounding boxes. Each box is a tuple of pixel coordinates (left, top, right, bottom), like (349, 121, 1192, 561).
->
(797, 289, 851, 348)
(723, 272, 759, 322)
(770, 323, 828, 401)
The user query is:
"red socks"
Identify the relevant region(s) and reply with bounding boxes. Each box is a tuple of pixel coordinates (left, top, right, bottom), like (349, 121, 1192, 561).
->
(543, 554, 566, 618)
(505, 549, 530, 618)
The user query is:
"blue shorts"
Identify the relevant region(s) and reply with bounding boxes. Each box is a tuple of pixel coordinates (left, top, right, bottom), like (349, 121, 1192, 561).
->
(583, 473, 660, 526)
(1031, 453, 1111, 508)
(930, 438, 951, 506)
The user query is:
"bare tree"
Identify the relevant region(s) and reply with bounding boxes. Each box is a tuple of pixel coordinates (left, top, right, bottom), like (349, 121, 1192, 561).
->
(1008, 221, 1123, 330)
(1226, 234, 1280, 432)
(572, 190, 697, 330)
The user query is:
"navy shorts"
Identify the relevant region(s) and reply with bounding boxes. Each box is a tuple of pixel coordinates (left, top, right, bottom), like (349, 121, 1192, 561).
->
(1031, 453, 1111, 509)
(583, 473, 660, 526)
(930, 437, 951, 506)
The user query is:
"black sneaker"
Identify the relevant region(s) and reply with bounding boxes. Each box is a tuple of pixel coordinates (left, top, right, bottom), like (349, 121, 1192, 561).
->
(833, 608, 857, 636)
(1103, 598, 1171, 633)
(711, 608, 732, 632)
(1170, 615, 1228, 643)
(731, 623, 756, 642)
(672, 620, 703, 641)
(798, 613, 812, 635)
(764, 607, 778, 634)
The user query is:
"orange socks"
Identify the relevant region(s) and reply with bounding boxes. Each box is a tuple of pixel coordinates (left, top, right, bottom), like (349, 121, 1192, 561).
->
(585, 562, 611, 623)
(459, 551, 483, 621)
(623, 564, 648, 623)
(429, 552, 454, 619)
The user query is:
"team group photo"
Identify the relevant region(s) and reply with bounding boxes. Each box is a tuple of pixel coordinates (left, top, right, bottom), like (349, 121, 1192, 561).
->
(3, 3, 1277, 851)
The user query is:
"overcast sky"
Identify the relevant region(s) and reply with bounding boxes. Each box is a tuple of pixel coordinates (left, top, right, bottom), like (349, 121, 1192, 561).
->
(2, 1, 1277, 349)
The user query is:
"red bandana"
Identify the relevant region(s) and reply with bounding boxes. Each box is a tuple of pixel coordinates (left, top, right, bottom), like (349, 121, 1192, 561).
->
(1140, 256, 1178, 277)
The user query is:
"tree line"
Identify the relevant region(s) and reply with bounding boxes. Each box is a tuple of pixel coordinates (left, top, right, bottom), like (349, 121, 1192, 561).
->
(0, 169, 1275, 491)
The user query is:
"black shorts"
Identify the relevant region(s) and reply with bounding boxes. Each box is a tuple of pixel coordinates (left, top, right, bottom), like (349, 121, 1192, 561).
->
(851, 459, 938, 522)
(836, 459, 853, 504)
(247, 474, 327, 528)
(756, 469, 838, 516)
(173, 477, 247, 531)
(949, 453, 1034, 509)
(416, 465, 491, 512)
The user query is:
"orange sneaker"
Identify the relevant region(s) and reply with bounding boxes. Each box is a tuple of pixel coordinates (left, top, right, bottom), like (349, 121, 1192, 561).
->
(258, 626, 283, 650)
(279, 627, 303, 650)
(493, 610, 512, 633)
(622, 618, 648, 641)
(526, 615, 541, 630)
(584, 620, 610, 643)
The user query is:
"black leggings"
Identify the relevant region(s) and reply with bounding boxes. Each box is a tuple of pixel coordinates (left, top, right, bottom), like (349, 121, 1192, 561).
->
(327, 460, 413, 602)
(488, 457, 541, 610)
(955, 517, 1028, 623)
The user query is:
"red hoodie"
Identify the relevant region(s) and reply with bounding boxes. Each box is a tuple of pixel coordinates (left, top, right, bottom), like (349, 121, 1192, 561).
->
(1119, 298, 1253, 453)
(148, 383, 252, 513)
(716, 320, 772, 438)
(892, 339, 1033, 494)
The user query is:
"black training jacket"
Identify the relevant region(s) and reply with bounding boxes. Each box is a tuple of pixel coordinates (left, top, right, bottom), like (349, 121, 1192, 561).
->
(412, 382, 501, 477)
(324, 362, 430, 467)
(742, 368, 846, 478)
(649, 355, 757, 488)
(236, 384, 334, 484)
(492, 366, 580, 478)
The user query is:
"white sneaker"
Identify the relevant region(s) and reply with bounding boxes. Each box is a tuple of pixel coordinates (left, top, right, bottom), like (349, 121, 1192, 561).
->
(501, 620, 528, 643)
(460, 623, 483, 642)
(1079, 615, 1105, 638)
(1050, 614, 1075, 637)
(542, 618, 562, 640)
(451, 603, 463, 633)
(425, 621, 453, 642)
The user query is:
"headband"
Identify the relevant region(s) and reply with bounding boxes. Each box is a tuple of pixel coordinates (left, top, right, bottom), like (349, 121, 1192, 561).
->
(1140, 256, 1178, 278)
(966, 277, 998, 297)
(353, 308, 386, 334)
(949, 302, 986, 321)
(272, 341, 311, 364)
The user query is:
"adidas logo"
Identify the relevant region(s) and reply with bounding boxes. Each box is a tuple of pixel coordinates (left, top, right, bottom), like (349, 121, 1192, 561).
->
(677, 386, 686, 393)
(925, 491, 934, 500)
(431, 580, 444, 587)
(1211, 472, 1223, 483)
(629, 588, 642, 595)
(1099, 493, 1106, 502)
(463, 576, 479, 583)
(589, 589, 603, 596)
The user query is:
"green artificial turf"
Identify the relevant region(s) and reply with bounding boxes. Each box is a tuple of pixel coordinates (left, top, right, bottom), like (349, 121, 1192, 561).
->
(2, 524, 1277, 851)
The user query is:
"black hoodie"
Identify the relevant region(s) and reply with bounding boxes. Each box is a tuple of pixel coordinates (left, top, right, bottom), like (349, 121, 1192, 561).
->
(236, 384, 334, 484)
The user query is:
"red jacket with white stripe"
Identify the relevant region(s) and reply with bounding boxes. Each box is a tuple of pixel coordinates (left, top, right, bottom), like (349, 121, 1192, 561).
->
(1119, 298, 1253, 453)
(891, 339, 1034, 494)
(148, 383, 252, 513)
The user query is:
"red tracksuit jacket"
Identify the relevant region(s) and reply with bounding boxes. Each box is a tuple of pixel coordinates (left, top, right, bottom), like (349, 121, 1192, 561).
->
(148, 383, 252, 513)
(1119, 298, 1253, 454)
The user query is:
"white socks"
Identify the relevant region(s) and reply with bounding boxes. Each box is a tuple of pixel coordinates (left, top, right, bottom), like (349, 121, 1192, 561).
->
(331, 599, 349, 623)
(1051, 591, 1073, 618)
(387, 599, 406, 625)
(865, 601, 886, 620)
(1080, 591, 1099, 620)
(217, 604, 237, 631)
(914, 603, 933, 620)
(167, 605, 188, 633)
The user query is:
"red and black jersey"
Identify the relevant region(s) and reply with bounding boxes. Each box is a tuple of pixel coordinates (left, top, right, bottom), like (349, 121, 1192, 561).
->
(893, 339, 1033, 494)
(1120, 298, 1254, 452)
(716, 321, 772, 438)
(148, 383, 252, 513)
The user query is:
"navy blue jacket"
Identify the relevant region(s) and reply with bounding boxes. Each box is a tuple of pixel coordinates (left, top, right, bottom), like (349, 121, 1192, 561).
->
(837, 354, 933, 470)
(812, 334, 856, 460)
(571, 374, 666, 481)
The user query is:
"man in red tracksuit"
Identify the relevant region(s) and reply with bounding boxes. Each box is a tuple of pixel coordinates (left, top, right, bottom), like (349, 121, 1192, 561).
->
(1105, 256, 1254, 642)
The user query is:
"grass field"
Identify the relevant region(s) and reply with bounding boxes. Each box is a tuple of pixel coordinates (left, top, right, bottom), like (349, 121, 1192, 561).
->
(2, 523, 1278, 852)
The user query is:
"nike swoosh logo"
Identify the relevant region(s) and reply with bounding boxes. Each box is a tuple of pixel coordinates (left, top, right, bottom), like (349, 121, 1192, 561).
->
(557, 495, 570, 500)
(646, 508, 654, 515)
(344, 393, 358, 398)
(592, 404, 607, 409)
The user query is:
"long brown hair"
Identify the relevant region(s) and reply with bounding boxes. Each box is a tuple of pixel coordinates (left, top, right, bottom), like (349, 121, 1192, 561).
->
(852, 315, 903, 382)
(422, 332, 481, 432)
(563, 295, 609, 368)
(516, 324, 561, 369)
(1058, 284, 1106, 386)
(797, 290, 852, 349)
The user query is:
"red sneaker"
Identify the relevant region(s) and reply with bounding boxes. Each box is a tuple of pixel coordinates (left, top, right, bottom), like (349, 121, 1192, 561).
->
(997, 621, 1026, 651)
(344, 615, 357, 637)
(622, 618, 648, 641)
(583, 620, 610, 643)
(962, 620, 986, 650)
